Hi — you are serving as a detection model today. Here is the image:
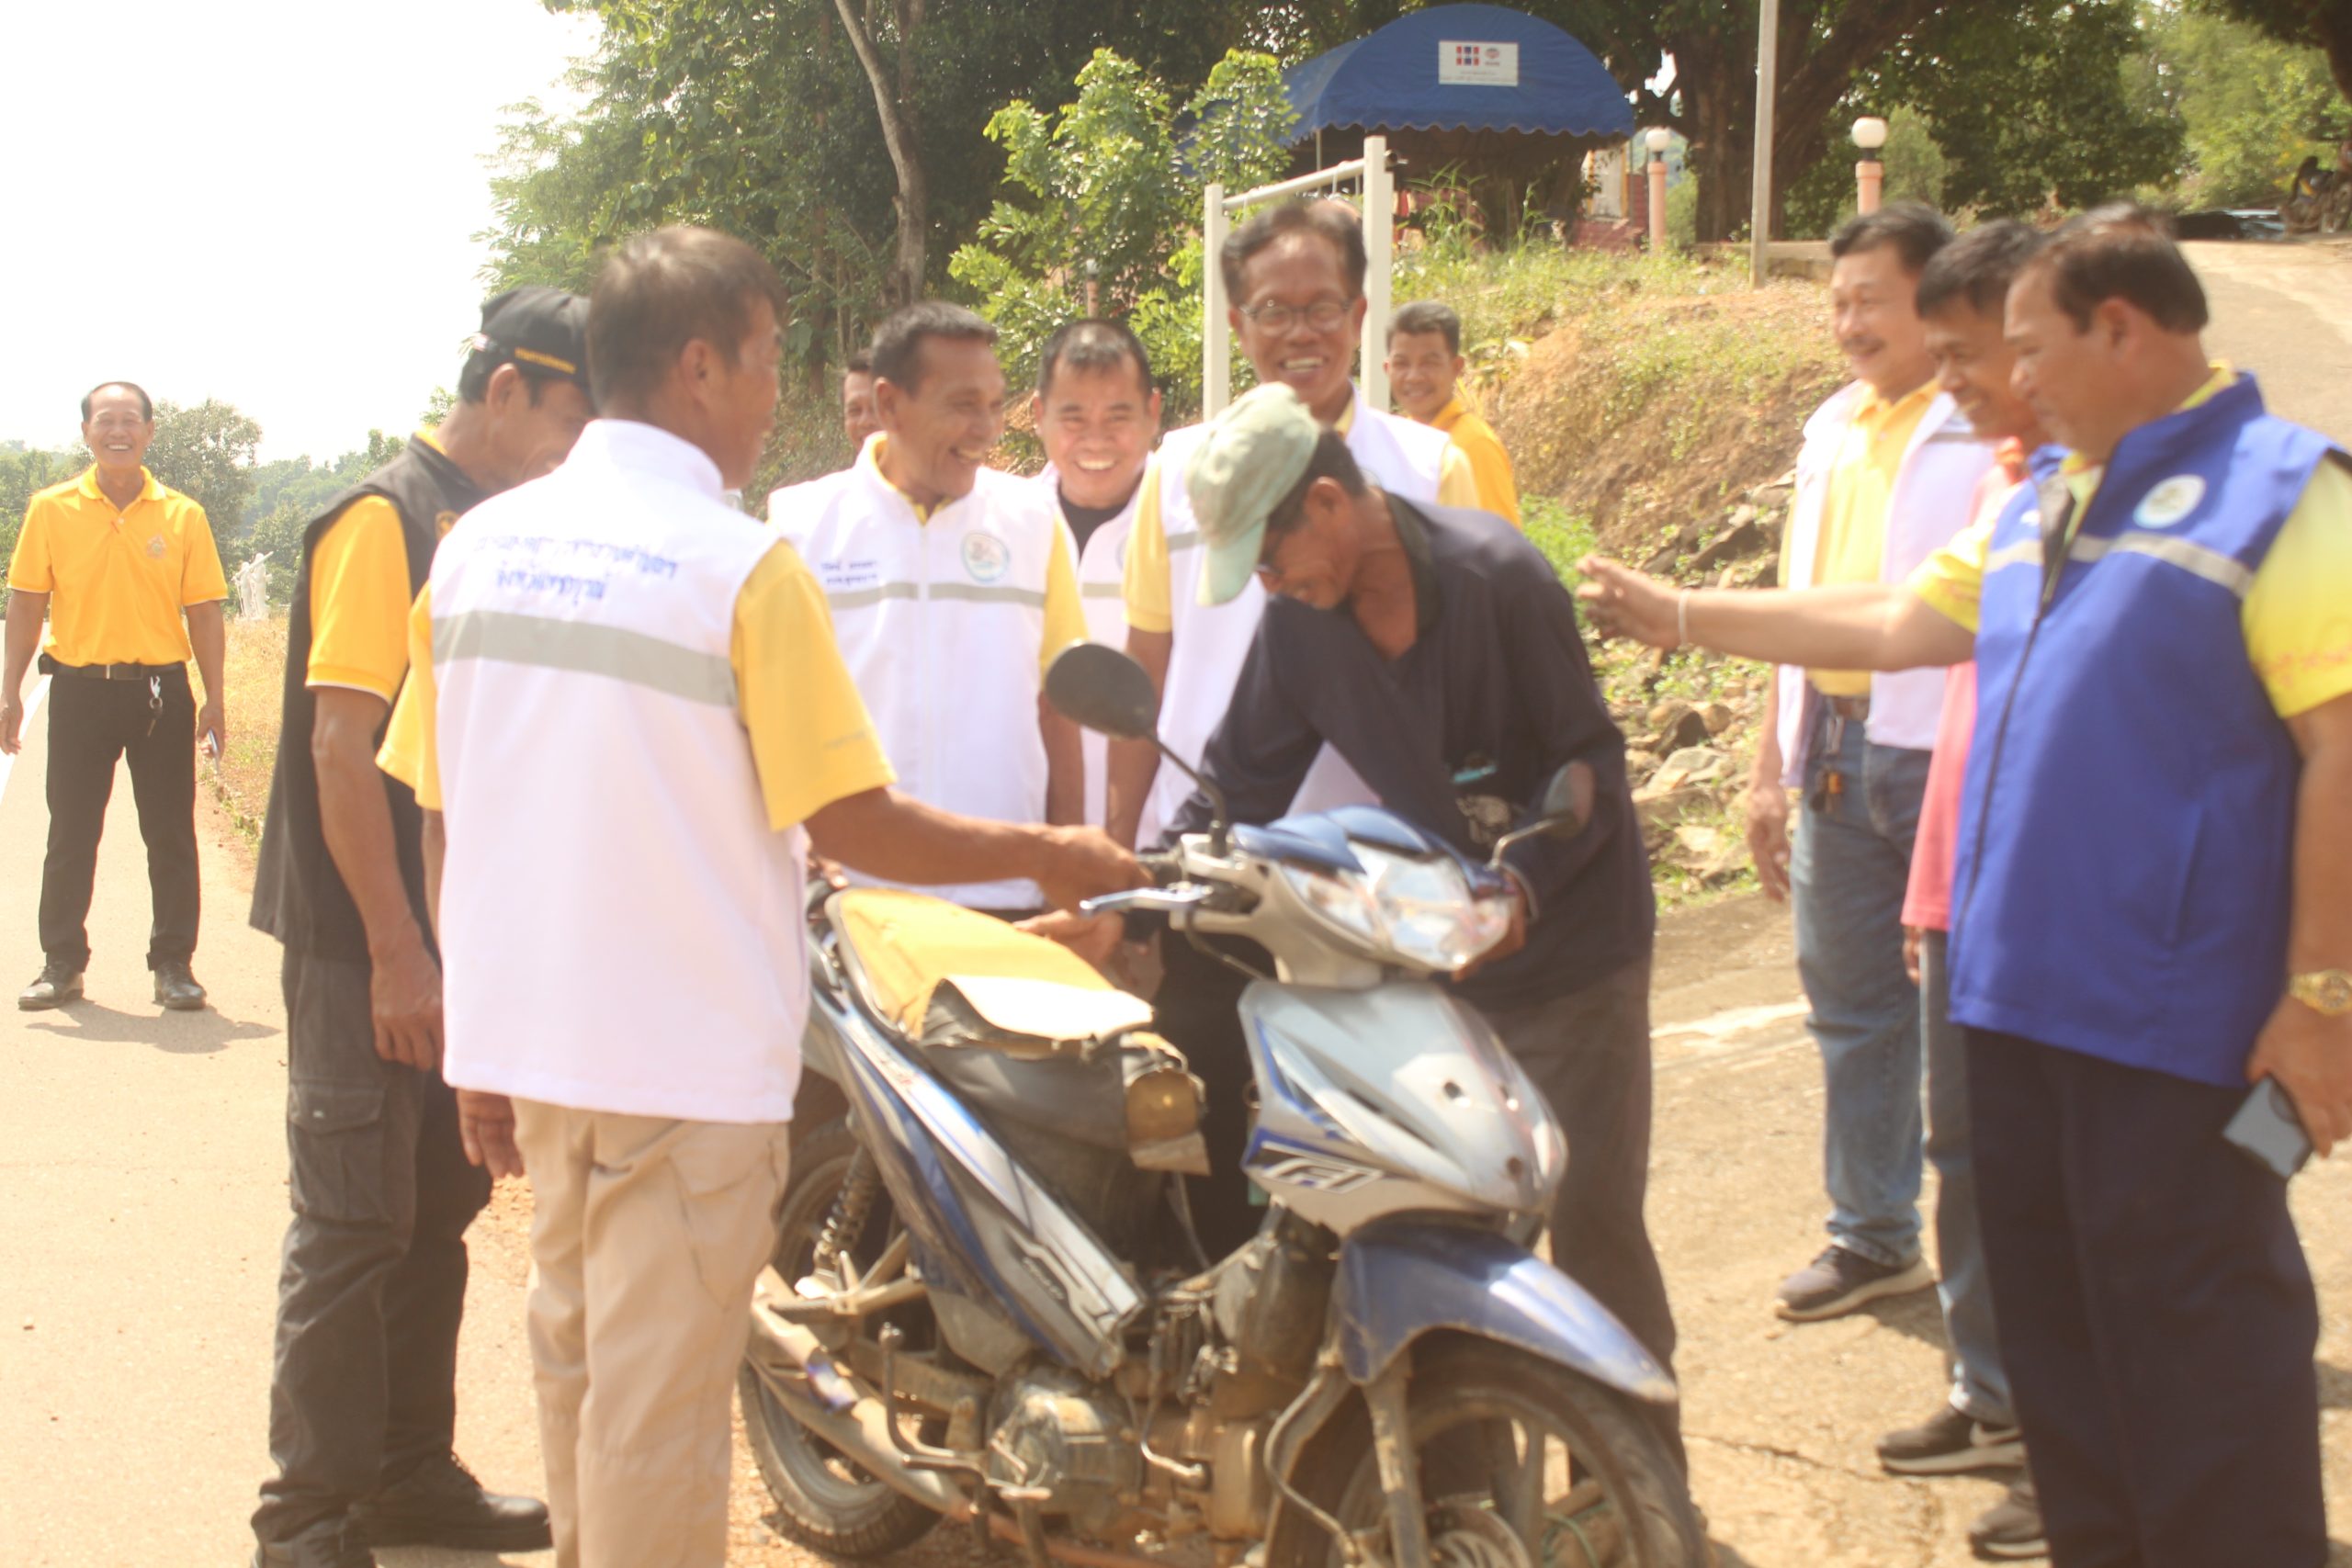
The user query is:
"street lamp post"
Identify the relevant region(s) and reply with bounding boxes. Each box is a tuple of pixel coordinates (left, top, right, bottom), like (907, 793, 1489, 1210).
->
(1852, 116, 1889, 216)
(1645, 129, 1672, 252)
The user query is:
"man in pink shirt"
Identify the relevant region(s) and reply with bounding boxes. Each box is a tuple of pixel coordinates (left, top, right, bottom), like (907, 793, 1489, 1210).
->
(1883, 220, 2052, 1562)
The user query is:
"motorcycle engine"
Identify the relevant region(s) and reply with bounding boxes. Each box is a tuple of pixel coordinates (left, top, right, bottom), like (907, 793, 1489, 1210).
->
(984, 1366, 1142, 1533)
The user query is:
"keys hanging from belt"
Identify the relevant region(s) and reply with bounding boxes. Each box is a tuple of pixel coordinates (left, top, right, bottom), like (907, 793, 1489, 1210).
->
(145, 675, 164, 739)
(1807, 767, 1846, 815)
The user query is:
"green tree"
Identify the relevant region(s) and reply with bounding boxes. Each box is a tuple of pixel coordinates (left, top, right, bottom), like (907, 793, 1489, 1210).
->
(2142, 4, 2348, 206)
(144, 400, 262, 550)
(0, 443, 84, 613)
(947, 49, 1296, 424)
(2189, 0, 2352, 97)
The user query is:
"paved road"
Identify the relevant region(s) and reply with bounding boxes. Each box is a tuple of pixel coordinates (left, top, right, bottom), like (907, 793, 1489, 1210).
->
(2, 238, 2347, 1565)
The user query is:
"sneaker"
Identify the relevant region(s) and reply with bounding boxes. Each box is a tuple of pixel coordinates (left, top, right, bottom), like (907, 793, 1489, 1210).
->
(17, 963, 84, 1010)
(1968, 1476, 2047, 1561)
(1876, 1402, 2024, 1475)
(1774, 1245, 1934, 1322)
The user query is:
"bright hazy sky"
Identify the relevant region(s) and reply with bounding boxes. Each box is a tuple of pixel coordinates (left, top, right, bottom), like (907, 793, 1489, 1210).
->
(1, 1, 598, 464)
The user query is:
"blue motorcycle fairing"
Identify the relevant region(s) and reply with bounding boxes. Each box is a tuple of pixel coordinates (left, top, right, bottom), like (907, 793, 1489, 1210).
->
(1334, 1217, 1677, 1404)
(1250, 806, 1514, 902)
(810, 990, 1146, 1379)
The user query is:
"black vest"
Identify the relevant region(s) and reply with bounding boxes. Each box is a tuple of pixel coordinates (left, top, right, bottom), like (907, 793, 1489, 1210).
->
(250, 437, 485, 959)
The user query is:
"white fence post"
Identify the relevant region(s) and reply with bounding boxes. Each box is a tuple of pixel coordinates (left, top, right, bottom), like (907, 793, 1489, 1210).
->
(1360, 135, 1393, 415)
(1203, 182, 1231, 418)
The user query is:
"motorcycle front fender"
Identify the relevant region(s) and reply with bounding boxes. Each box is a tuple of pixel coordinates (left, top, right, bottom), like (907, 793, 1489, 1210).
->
(1333, 1217, 1678, 1405)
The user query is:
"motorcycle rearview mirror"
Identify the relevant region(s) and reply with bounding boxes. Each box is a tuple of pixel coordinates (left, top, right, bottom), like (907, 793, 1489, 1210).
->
(1488, 762, 1596, 867)
(1044, 644, 1234, 854)
(1046, 643, 1160, 741)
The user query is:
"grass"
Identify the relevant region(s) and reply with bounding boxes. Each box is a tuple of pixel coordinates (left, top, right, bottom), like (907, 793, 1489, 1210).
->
(195, 615, 288, 845)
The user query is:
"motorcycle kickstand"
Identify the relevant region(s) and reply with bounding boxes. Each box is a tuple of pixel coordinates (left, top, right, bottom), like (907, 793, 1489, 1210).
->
(1363, 1358, 1434, 1568)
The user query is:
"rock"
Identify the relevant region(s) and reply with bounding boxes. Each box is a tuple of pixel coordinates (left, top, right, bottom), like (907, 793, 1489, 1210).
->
(1701, 702, 1736, 735)
(1632, 783, 1713, 829)
(1660, 746, 1730, 784)
(1673, 824, 1725, 859)
(1647, 702, 1712, 752)
(1623, 748, 1662, 778)
(1639, 521, 1702, 575)
(1690, 517, 1769, 574)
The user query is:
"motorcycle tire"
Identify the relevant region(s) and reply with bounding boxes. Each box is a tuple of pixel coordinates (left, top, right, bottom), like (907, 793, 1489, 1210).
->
(738, 1118, 943, 1559)
(1265, 1335, 1707, 1568)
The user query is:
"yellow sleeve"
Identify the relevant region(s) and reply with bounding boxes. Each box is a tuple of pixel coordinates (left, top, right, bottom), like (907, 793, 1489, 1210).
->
(1437, 444, 1481, 510)
(376, 585, 442, 810)
(1123, 456, 1173, 635)
(2245, 458, 2352, 717)
(6, 499, 51, 592)
(1906, 518, 1993, 633)
(732, 540, 898, 831)
(308, 498, 414, 700)
(1456, 420, 1521, 526)
(1040, 522, 1086, 676)
(179, 503, 230, 604)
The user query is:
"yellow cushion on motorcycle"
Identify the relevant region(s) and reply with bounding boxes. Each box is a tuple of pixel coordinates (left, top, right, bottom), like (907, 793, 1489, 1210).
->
(830, 889, 1151, 1044)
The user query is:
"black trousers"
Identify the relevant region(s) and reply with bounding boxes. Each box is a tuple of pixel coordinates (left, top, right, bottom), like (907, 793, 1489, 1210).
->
(253, 951, 492, 1542)
(1968, 1029, 2324, 1568)
(1158, 940, 1681, 1464)
(38, 665, 200, 969)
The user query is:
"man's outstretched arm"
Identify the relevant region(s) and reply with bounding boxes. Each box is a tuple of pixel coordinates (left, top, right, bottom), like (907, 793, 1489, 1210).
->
(808, 786, 1142, 913)
(1577, 558, 1974, 672)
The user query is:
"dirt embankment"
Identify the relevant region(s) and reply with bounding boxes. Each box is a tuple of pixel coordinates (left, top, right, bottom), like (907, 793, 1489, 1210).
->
(1493, 281, 1842, 558)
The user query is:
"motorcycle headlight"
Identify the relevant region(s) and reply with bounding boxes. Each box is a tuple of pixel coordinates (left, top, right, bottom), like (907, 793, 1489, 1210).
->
(1278, 847, 1514, 971)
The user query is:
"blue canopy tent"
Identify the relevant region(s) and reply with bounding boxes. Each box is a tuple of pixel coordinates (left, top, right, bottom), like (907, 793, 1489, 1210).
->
(1279, 5, 1634, 232)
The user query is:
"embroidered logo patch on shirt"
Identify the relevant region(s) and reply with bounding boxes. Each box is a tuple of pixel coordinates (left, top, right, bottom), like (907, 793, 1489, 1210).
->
(2133, 475, 2205, 530)
(145, 536, 166, 558)
(962, 531, 1010, 583)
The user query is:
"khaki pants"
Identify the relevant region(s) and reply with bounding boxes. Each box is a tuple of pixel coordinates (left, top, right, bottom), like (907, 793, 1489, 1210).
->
(512, 1100, 791, 1568)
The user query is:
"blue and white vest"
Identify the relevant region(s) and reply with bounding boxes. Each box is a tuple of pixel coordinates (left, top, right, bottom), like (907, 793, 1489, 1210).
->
(1947, 374, 2339, 1085)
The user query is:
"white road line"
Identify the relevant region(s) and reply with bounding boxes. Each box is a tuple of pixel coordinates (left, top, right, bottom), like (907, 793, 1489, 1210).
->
(0, 674, 49, 806)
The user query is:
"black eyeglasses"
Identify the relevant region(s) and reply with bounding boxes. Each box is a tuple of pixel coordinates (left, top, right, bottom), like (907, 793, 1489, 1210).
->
(1238, 299, 1353, 333)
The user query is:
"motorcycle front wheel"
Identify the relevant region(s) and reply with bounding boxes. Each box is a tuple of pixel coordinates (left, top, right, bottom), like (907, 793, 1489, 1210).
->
(1267, 1336, 1706, 1568)
(738, 1117, 943, 1559)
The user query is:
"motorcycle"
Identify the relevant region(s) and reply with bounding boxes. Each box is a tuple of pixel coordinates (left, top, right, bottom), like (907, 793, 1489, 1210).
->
(740, 644, 1705, 1568)
(2282, 140, 2352, 235)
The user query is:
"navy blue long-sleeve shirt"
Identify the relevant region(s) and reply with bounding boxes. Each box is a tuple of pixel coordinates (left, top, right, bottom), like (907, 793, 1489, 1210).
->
(1166, 498, 1655, 1012)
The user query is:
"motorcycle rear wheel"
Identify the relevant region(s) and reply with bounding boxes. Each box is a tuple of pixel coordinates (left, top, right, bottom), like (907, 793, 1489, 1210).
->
(1266, 1336, 1706, 1568)
(738, 1117, 943, 1559)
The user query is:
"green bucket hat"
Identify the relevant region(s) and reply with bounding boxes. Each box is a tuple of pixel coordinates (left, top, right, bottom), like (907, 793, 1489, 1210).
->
(1186, 382, 1323, 606)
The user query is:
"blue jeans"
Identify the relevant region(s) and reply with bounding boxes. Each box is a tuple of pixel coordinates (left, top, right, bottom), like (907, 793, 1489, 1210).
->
(1790, 707, 1929, 1269)
(1919, 929, 2013, 1427)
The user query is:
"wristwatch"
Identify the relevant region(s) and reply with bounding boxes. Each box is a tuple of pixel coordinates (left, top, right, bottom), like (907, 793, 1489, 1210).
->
(2288, 969, 2352, 1018)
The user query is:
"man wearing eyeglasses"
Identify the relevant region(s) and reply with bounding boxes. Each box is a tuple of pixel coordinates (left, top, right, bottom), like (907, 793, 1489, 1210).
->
(1104, 197, 1481, 854)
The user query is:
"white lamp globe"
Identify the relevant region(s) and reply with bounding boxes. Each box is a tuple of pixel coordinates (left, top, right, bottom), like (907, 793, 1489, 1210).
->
(1645, 128, 1672, 156)
(1851, 116, 1890, 152)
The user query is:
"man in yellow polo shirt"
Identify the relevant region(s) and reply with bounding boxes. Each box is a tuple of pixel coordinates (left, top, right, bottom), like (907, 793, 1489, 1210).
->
(1385, 299, 1520, 525)
(1743, 204, 1992, 1326)
(5, 380, 227, 1011)
(1575, 204, 2352, 1565)
(245, 288, 593, 1568)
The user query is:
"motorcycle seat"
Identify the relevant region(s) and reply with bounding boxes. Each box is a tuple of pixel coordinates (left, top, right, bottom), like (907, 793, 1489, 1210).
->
(827, 889, 1155, 1055)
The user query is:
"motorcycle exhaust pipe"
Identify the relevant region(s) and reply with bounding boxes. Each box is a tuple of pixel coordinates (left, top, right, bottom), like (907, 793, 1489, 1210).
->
(744, 1315, 976, 1521)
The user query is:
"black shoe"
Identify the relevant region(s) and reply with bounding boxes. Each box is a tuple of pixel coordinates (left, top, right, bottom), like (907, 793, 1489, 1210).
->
(1969, 1475, 2048, 1561)
(17, 964, 84, 1010)
(1774, 1244, 1935, 1322)
(152, 960, 206, 1011)
(252, 1518, 376, 1568)
(349, 1452, 552, 1552)
(1876, 1401, 2024, 1475)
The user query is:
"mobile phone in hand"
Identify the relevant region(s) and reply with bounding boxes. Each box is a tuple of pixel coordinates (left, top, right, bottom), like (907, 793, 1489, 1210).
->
(2224, 1077, 2312, 1180)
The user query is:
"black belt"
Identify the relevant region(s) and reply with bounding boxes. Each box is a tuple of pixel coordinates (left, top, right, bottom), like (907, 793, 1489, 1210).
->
(40, 656, 183, 682)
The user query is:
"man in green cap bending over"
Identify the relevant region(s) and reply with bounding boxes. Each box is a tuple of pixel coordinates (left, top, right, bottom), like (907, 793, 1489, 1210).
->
(1148, 381, 1681, 1463)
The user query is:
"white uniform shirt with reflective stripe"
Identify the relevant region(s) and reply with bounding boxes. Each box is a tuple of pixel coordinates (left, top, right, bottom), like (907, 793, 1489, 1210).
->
(1144, 388, 1453, 843)
(1037, 463, 1144, 829)
(425, 419, 810, 1123)
(771, 451, 1066, 908)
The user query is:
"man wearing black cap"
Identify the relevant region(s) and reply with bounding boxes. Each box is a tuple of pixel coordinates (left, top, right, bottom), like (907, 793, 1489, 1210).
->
(246, 287, 592, 1568)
